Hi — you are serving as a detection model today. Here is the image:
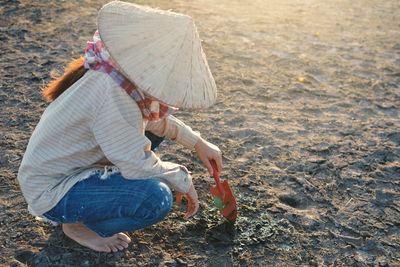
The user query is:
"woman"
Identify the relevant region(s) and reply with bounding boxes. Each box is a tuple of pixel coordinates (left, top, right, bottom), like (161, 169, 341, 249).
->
(17, 1, 221, 253)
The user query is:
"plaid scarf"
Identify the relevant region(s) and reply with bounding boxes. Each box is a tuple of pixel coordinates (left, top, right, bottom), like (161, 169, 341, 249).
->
(84, 31, 178, 121)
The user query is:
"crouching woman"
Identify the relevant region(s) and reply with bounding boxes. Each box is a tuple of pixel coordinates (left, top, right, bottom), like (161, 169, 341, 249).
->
(17, 1, 221, 253)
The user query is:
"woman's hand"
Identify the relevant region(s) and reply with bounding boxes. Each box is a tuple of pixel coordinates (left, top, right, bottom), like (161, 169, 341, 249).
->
(194, 137, 222, 176)
(175, 183, 199, 219)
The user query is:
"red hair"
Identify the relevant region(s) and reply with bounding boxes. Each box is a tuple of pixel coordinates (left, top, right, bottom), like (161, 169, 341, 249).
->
(42, 57, 88, 101)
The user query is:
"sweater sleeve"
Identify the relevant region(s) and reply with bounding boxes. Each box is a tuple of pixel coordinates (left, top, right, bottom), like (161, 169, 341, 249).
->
(91, 82, 192, 193)
(145, 115, 201, 150)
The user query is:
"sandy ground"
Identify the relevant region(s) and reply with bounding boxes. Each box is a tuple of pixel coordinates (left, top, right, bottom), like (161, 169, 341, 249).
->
(1, 0, 399, 266)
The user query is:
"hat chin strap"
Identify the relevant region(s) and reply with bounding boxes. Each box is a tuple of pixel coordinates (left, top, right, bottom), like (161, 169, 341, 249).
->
(135, 87, 145, 98)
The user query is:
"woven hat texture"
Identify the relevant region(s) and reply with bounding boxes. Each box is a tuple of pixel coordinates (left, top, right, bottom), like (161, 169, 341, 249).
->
(97, 1, 217, 109)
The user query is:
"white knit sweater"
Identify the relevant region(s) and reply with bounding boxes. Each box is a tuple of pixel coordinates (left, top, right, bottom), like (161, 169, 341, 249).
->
(18, 70, 200, 216)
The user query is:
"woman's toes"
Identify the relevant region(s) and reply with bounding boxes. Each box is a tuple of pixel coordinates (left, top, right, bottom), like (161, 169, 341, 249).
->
(121, 241, 129, 248)
(102, 245, 111, 253)
(117, 233, 131, 243)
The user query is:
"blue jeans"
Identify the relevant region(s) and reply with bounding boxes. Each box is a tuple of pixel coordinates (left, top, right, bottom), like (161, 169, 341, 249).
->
(145, 131, 165, 151)
(43, 132, 171, 237)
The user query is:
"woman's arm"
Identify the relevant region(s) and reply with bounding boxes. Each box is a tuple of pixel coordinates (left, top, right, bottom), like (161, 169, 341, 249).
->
(146, 116, 223, 175)
(175, 137, 222, 219)
(91, 83, 192, 194)
(145, 115, 200, 149)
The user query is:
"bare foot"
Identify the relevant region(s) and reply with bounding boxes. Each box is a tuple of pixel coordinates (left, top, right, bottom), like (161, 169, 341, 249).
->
(62, 223, 131, 253)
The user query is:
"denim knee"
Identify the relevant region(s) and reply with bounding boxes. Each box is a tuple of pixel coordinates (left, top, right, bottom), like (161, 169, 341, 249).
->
(146, 180, 173, 220)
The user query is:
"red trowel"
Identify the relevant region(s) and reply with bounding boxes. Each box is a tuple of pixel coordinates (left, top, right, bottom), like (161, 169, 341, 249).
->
(209, 160, 237, 221)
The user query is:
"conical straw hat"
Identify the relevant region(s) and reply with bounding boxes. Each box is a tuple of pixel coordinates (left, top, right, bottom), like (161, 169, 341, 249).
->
(97, 1, 217, 109)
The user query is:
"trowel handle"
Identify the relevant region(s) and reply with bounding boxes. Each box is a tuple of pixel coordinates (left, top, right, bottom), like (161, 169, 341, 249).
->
(210, 160, 225, 200)
(210, 160, 220, 182)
